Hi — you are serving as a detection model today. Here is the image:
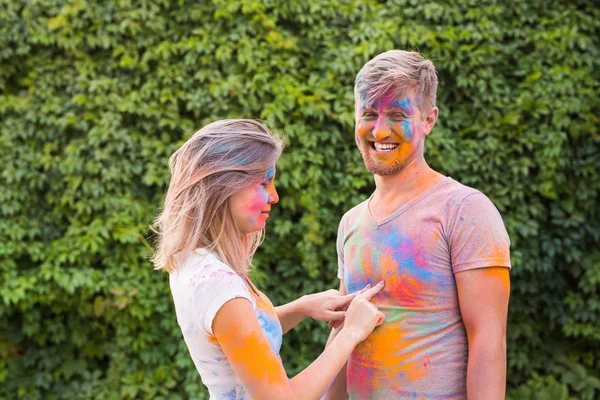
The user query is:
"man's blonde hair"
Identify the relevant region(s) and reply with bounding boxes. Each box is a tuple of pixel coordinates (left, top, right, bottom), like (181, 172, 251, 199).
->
(152, 119, 283, 274)
(355, 50, 438, 116)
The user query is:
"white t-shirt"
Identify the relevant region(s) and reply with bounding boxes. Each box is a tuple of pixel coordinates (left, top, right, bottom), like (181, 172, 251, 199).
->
(170, 249, 283, 399)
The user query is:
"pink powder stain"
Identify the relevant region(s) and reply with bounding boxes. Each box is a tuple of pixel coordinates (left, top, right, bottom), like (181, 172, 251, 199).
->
(244, 185, 269, 225)
(189, 268, 237, 287)
(375, 247, 428, 308)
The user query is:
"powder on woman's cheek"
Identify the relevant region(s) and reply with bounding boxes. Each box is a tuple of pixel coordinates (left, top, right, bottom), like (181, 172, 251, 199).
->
(244, 186, 269, 224)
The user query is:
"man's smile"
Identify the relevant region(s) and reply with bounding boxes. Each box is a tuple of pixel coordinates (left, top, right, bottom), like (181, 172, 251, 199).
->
(368, 140, 400, 153)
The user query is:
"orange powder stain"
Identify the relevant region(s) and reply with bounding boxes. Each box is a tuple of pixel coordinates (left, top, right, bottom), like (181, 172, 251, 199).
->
(352, 318, 428, 395)
(378, 251, 395, 278)
(359, 244, 375, 279)
(208, 334, 218, 344)
(483, 267, 510, 293)
(216, 328, 283, 385)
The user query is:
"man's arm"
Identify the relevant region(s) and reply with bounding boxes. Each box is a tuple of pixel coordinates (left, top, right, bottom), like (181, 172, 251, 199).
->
(456, 267, 510, 400)
(322, 280, 349, 400)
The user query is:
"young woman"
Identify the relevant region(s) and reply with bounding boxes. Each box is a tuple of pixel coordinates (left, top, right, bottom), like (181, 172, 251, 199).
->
(153, 119, 385, 400)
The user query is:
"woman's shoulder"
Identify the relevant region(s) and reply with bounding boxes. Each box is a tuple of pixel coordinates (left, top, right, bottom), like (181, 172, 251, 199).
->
(174, 248, 230, 271)
(170, 249, 247, 291)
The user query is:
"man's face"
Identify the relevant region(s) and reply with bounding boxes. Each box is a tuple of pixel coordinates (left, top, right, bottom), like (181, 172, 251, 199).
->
(355, 89, 436, 176)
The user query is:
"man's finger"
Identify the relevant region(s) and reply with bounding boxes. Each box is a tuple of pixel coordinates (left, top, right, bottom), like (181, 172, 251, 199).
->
(358, 280, 386, 300)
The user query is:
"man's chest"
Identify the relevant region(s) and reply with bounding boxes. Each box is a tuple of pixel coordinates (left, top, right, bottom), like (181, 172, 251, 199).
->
(342, 220, 457, 308)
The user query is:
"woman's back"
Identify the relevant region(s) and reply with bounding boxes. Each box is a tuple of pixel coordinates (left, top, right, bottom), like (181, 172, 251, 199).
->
(170, 249, 283, 399)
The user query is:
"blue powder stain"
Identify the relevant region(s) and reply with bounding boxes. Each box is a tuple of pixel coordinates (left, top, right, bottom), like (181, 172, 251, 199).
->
(401, 119, 413, 141)
(393, 99, 411, 110)
(222, 388, 237, 400)
(345, 223, 438, 292)
(212, 371, 218, 376)
(256, 309, 282, 354)
(460, 216, 465, 221)
(265, 165, 275, 180)
(257, 186, 269, 202)
(343, 236, 372, 293)
(214, 141, 251, 166)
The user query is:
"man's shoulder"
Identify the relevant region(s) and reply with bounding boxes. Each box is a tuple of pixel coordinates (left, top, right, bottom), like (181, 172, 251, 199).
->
(340, 197, 370, 225)
(438, 178, 490, 206)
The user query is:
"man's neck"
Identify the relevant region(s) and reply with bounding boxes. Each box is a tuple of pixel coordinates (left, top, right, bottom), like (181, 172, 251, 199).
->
(373, 157, 444, 203)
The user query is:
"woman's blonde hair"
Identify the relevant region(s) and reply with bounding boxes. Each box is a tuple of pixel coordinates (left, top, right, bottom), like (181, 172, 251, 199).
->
(152, 119, 283, 274)
(355, 50, 438, 117)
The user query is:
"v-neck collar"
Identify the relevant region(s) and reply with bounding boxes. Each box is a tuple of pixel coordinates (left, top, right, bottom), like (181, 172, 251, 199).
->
(366, 177, 452, 226)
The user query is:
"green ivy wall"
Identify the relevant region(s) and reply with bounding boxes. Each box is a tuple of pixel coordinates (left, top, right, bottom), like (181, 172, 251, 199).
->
(1, 0, 599, 399)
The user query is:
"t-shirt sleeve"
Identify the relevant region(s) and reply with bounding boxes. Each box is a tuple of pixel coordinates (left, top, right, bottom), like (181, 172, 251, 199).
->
(448, 192, 511, 273)
(194, 265, 254, 335)
(337, 213, 348, 281)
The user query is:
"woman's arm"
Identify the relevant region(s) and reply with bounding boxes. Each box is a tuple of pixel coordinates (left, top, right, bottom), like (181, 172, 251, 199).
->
(322, 280, 350, 400)
(275, 289, 357, 334)
(275, 298, 309, 334)
(213, 284, 384, 400)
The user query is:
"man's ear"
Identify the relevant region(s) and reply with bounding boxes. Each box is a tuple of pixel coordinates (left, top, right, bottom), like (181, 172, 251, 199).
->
(424, 107, 439, 136)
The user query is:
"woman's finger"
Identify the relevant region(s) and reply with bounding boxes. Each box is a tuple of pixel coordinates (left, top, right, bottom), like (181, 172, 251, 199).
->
(376, 311, 386, 326)
(336, 292, 358, 307)
(358, 280, 386, 300)
(332, 319, 344, 329)
(326, 310, 346, 321)
(357, 284, 372, 295)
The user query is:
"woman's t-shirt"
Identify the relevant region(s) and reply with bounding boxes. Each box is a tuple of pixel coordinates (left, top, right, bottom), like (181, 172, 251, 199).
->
(170, 249, 283, 399)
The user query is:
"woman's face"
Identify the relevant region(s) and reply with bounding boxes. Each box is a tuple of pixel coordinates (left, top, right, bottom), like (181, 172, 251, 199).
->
(229, 166, 278, 233)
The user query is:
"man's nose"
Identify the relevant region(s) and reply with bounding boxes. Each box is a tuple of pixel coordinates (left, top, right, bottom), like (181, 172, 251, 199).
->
(372, 117, 391, 141)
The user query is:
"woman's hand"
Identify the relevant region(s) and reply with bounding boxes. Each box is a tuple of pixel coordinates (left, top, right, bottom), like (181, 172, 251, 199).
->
(301, 289, 357, 323)
(341, 281, 386, 344)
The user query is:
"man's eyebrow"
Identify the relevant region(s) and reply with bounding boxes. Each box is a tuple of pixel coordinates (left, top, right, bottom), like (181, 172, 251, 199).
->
(390, 99, 414, 112)
(359, 106, 376, 112)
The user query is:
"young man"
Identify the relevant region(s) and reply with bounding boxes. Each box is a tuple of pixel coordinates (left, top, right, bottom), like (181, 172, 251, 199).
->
(325, 50, 511, 400)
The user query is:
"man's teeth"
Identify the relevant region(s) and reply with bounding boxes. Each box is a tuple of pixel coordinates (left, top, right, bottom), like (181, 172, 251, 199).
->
(373, 142, 398, 151)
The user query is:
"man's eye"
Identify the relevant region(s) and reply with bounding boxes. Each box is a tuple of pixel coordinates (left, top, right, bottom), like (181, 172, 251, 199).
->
(362, 112, 377, 118)
(391, 112, 406, 119)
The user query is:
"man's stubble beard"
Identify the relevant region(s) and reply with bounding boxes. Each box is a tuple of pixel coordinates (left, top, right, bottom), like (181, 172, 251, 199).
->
(360, 151, 407, 176)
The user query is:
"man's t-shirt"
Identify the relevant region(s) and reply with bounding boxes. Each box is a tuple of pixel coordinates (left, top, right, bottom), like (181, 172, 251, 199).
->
(337, 177, 511, 400)
(170, 249, 283, 400)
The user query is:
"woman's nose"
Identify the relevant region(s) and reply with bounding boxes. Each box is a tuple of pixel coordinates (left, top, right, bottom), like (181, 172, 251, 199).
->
(268, 187, 279, 204)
